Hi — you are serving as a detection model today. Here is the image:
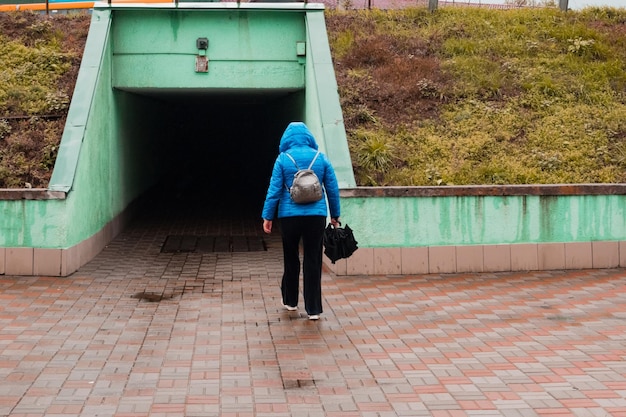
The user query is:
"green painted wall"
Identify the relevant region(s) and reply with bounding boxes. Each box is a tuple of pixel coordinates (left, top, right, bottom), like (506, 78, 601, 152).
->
(342, 194, 626, 247)
(50, 8, 169, 248)
(111, 9, 306, 90)
(304, 11, 354, 188)
(0, 199, 65, 247)
(63, 17, 118, 247)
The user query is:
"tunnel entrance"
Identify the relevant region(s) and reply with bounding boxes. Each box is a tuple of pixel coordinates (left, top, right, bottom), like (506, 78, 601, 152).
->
(10, 4, 355, 277)
(117, 87, 305, 234)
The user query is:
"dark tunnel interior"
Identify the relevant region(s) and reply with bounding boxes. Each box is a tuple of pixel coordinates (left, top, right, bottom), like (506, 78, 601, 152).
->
(120, 88, 306, 234)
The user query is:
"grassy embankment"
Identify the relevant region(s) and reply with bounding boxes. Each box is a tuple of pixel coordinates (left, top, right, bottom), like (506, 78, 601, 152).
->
(1, 7, 625, 188)
(327, 6, 626, 185)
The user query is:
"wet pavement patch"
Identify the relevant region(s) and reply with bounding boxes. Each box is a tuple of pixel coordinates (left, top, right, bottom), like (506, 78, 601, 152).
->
(132, 292, 175, 302)
(282, 379, 316, 389)
(161, 235, 266, 253)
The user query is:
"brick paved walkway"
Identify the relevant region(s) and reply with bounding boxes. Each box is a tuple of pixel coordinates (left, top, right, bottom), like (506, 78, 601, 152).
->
(1, 200, 626, 417)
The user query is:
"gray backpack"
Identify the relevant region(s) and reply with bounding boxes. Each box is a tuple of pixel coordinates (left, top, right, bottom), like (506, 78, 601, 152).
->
(285, 151, 323, 204)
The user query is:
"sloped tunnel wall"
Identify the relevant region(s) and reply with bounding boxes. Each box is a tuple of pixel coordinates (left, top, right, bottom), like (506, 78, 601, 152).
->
(117, 88, 305, 222)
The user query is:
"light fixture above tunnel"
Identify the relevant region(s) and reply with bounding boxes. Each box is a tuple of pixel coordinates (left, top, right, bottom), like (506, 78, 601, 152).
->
(296, 41, 306, 64)
(296, 41, 306, 57)
(195, 37, 209, 73)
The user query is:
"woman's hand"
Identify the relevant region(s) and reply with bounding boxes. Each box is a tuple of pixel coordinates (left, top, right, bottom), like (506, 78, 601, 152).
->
(263, 219, 273, 234)
(330, 217, 340, 228)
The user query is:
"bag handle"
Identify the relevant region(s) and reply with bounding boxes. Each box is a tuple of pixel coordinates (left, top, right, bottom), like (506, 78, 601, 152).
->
(328, 220, 342, 228)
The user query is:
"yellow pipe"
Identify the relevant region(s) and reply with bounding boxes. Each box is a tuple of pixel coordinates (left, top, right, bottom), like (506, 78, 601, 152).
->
(0, 2, 93, 10)
(0, 0, 173, 12)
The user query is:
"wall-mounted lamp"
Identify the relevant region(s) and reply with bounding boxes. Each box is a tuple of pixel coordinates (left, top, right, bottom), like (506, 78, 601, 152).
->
(296, 41, 306, 65)
(196, 37, 209, 73)
(296, 41, 306, 57)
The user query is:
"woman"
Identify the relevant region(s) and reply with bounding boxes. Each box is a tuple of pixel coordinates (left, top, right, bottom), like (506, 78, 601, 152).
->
(262, 122, 341, 320)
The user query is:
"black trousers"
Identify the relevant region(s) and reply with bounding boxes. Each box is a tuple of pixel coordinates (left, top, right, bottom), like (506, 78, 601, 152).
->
(280, 216, 326, 315)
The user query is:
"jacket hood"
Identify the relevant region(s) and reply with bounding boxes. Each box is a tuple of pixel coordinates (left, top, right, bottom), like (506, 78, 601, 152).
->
(278, 122, 319, 153)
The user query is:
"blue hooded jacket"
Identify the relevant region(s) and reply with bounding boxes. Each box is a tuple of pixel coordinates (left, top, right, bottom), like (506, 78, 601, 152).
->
(262, 122, 341, 220)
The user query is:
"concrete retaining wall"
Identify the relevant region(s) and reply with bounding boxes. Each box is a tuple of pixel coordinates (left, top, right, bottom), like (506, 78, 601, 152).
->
(324, 185, 626, 275)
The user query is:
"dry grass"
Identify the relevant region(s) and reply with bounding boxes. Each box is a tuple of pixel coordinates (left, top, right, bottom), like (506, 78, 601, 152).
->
(327, 7, 626, 185)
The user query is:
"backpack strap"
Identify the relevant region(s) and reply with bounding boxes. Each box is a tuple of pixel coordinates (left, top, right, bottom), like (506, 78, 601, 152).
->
(285, 151, 320, 170)
(307, 151, 321, 170)
(284, 152, 300, 170)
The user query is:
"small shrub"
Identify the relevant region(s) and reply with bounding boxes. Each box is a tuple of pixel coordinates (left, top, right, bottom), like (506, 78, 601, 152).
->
(45, 91, 70, 114)
(349, 129, 400, 185)
(567, 37, 595, 55)
(0, 120, 11, 139)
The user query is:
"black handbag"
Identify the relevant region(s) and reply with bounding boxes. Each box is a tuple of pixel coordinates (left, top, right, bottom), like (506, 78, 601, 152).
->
(323, 223, 358, 264)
